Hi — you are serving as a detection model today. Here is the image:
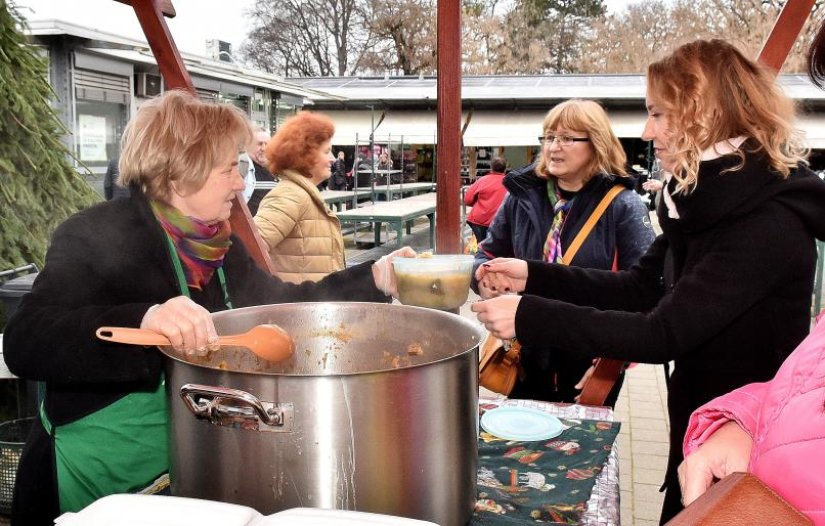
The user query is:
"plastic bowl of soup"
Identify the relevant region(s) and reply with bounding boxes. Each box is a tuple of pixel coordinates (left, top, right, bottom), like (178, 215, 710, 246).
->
(393, 254, 475, 310)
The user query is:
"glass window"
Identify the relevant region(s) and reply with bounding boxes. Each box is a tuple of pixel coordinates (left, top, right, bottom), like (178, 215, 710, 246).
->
(75, 99, 128, 171)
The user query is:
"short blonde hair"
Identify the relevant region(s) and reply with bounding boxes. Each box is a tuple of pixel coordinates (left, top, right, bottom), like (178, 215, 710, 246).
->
(536, 99, 627, 182)
(119, 90, 253, 201)
(647, 39, 807, 193)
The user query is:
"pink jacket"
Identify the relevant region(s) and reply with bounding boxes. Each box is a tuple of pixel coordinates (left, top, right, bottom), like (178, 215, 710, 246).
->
(683, 315, 825, 525)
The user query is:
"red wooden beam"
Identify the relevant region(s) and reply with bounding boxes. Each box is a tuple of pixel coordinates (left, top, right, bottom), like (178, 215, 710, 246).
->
(435, 0, 462, 254)
(120, 0, 193, 91)
(120, 0, 276, 274)
(113, 0, 176, 17)
(758, 0, 816, 71)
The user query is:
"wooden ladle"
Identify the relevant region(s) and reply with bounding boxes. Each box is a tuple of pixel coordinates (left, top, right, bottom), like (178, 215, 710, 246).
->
(95, 324, 295, 363)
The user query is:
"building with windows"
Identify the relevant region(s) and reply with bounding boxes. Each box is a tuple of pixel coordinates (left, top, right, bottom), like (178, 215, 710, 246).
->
(25, 19, 322, 192)
(24, 19, 825, 191)
(290, 74, 825, 181)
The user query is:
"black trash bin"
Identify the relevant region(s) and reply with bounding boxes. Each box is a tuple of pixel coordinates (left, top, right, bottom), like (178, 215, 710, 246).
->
(0, 273, 38, 319)
(0, 265, 40, 418)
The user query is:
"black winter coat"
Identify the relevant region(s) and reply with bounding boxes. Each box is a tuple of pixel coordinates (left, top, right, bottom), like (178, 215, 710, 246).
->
(247, 160, 277, 216)
(3, 188, 387, 526)
(513, 148, 825, 521)
(473, 164, 655, 402)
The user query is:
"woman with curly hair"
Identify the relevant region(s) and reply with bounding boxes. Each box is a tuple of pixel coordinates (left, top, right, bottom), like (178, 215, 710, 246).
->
(254, 111, 344, 283)
(676, 24, 825, 526)
(471, 39, 825, 522)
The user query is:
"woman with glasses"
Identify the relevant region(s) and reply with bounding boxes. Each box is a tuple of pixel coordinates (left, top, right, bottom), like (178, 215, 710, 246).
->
(472, 99, 655, 405)
(472, 40, 825, 522)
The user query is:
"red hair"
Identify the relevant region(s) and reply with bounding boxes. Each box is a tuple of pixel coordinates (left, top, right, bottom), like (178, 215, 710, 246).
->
(266, 111, 335, 176)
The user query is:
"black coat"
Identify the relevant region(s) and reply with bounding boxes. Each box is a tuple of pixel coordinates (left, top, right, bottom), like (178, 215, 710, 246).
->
(473, 164, 655, 402)
(3, 188, 387, 525)
(246, 160, 277, 216)
(513, 148, 825, 520)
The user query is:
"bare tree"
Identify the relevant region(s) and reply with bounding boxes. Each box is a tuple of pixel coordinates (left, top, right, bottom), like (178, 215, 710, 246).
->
(242, 0, 373, 76)
(241, 0, 822, 77)
(580, 0, 824, 74)
(360, 0, 438, 75)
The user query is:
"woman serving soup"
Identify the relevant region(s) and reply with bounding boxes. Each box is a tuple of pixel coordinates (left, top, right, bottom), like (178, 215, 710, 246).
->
(3, 90, 413, 526)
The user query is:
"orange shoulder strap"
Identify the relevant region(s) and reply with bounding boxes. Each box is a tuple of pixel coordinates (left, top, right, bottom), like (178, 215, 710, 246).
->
(562, 184, 625, 266)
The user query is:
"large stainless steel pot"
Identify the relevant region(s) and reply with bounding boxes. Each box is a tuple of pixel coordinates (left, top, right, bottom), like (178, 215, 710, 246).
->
(163, 302, 483, 526)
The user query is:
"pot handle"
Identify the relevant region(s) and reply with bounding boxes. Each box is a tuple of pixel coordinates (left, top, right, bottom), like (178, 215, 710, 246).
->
(179, 384, 293, 432)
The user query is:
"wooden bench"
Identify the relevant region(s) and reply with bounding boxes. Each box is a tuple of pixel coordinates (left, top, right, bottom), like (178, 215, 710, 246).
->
(336, 193, 436, 247)
(345, 244, 399, 266)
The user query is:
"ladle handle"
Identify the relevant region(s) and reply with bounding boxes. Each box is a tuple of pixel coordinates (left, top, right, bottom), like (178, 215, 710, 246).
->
(96, 327, 172, 346)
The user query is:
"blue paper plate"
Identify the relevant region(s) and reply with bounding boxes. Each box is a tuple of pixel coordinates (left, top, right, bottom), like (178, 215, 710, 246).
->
(480, 406, 565, 441)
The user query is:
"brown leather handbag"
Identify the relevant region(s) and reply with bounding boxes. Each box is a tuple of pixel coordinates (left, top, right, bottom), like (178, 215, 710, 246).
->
(666, 472, 812, 525)
(478, 333, 522, 395)
(478, 184, 626, 397)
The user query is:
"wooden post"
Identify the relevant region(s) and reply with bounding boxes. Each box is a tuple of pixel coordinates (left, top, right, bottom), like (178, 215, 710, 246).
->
(116, 0, 193, 92)
(435, 0, 462, 254)
(117, 0, 276, 274)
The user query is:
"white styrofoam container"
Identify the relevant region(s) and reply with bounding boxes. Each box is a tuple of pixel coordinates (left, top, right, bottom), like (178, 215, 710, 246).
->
(54, 494, 439, 526)
(54, 494, 262, 526)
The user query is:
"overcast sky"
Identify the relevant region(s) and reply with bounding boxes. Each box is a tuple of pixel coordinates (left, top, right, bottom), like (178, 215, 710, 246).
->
(15, 0, 257, 56)
(14, 0, 634, 58)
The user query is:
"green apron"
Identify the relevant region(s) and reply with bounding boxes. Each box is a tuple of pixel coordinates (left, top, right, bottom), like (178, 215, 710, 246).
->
(40, 229, 233, 513)
(40, 376, 169, 513)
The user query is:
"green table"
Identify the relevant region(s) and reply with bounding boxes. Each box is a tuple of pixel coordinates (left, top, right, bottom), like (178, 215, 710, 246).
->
(319, 189, 372, 211)
(336, 193, 436, 247)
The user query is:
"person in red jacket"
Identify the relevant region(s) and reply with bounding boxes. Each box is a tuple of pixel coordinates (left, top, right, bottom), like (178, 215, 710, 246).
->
(463, 156, 508, 243)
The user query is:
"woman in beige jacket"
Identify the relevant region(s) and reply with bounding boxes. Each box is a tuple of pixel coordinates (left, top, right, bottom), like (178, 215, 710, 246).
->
(254, 112, 345, 283)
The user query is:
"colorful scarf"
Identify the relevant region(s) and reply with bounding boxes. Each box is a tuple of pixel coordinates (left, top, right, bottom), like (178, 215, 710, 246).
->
(150, 200, 231, 290)
(542, 178, 576, 263)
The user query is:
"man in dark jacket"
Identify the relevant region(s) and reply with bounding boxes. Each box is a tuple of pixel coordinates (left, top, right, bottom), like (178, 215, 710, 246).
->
(246, 128, 278, 216)
(103, 158, 130, 200)
(330, 151, 348, 190)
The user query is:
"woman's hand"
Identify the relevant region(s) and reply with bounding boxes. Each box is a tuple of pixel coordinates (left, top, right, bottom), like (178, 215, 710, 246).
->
(678, 421, 753, 506)
(140, 296, 219, 356)
(573, 360, 598, 403)
(642, 179, 664, 192)
(471, 295, 521, 339)
(475, 258, 528, 299)
(372, 246, 417, 297)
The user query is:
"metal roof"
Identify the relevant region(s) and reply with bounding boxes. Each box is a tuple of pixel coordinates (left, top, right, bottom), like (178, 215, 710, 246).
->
(25, 19, 337, 101)
(289, 73, 825, 106)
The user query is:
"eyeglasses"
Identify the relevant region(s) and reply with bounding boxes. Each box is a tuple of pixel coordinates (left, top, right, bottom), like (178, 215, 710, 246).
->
(539, 134, 591, 147)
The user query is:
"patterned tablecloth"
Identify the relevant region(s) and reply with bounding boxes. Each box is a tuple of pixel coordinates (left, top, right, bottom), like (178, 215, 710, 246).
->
(472, 396, 621, 526)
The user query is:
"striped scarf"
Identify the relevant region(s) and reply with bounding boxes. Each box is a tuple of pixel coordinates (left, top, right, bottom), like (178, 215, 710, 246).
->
(150, 200, 231, 290)
(542, 179, 576, 263)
